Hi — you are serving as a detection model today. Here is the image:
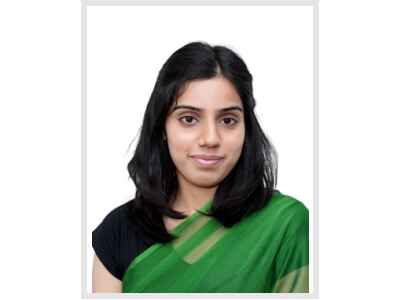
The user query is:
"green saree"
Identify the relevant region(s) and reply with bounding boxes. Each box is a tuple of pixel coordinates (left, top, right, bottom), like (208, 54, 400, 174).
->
(122, 191, 309, 293)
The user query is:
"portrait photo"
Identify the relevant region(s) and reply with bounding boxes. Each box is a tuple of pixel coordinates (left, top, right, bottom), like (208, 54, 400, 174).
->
(83, 0, 316, 296)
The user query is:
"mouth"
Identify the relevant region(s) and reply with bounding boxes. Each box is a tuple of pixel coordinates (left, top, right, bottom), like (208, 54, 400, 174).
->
(191, 155, 224, 167)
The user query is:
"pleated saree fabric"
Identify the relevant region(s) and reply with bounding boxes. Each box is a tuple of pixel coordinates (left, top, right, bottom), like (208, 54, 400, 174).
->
(122, 191, 309, 293)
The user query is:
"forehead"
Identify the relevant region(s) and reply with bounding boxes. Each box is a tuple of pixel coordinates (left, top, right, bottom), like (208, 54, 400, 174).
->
(173, 76, 243, 110)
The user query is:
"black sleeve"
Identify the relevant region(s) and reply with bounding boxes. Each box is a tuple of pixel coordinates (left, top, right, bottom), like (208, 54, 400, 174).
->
(92, 205, 124, 280)
(92, 201, 158, 281)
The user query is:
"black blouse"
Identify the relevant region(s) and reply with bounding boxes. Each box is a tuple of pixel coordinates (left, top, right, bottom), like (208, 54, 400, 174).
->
(92, 200, 156, 281)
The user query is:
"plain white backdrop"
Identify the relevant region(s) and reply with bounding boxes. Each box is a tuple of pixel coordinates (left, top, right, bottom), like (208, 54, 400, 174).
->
(1, 0, 400, 300)
(87, 5, 313, 293)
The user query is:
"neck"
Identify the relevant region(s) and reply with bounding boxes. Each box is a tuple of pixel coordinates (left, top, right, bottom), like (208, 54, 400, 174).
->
(173, 177, 217, 216)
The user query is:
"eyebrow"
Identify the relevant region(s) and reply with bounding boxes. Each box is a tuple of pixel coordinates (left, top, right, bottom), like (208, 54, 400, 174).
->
(172, 105, 243, 113)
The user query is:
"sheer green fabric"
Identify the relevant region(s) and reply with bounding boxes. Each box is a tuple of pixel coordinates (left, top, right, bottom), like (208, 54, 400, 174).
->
(122, 191, 309, 293)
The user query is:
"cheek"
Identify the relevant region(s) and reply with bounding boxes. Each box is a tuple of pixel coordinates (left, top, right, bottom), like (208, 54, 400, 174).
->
(168, 139, 187, 158)
(166, 130, 193, 163)
(226, 129, 245, 157)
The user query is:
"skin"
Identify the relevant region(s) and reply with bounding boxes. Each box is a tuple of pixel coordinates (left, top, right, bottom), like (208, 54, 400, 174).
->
(92, 254, 122, 293)
(164, 75, 246, 227)
(92, 75, 246, 292)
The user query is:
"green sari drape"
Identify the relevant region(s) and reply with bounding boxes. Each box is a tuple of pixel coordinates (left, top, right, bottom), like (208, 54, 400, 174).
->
(122, 191, 309, 293)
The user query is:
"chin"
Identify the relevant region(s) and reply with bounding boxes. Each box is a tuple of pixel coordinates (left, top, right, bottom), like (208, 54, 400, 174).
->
(190, 177, 220, 189)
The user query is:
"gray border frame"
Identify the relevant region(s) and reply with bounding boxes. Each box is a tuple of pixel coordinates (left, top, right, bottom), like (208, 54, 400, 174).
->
(86, 0, 314, 5)
(81, 0, 319, 298)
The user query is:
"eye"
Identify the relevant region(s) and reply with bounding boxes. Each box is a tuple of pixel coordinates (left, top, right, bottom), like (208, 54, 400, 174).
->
(221, 117, 238, 126)
(179, 115, 198, 125)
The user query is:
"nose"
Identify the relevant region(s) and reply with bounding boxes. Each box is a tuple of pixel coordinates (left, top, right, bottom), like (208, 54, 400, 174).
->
(198, 120, 221, 148)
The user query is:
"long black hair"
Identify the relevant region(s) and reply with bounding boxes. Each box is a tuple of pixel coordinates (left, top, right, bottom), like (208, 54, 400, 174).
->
(127, 41, 278, 243)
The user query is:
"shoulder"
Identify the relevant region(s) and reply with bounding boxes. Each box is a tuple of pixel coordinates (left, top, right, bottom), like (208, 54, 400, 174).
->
(248, 190, 309, 234)
(92, 199, 157, 281)
(265, 190, 309, 221)
(267, 191, 309, 240)
(92, 199, 136, 245)
(92, 200, 136, 244)
(95, 200, 134, 230)
(92, 199, 137, 280)
(267, 192, 309, 292)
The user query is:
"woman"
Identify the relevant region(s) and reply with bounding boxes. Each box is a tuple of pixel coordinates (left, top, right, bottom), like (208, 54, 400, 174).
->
(92, 41, 309, 293)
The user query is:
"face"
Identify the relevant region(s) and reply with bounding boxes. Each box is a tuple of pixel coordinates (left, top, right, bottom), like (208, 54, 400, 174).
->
(165, 76, 245, 189)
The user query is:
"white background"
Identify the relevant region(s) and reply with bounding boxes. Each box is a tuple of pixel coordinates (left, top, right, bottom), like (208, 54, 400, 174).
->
(86, 5, 313, 215)
(1, 0, 400, 299)
(87, 5, 313, 292)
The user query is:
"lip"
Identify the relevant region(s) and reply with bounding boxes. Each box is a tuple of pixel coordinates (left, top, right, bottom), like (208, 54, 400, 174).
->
(191, 155, 224, 160)
(191, 155, 224, 167)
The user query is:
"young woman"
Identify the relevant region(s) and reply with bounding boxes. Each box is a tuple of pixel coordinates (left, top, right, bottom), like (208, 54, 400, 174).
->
(92, 41, 309, 293)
